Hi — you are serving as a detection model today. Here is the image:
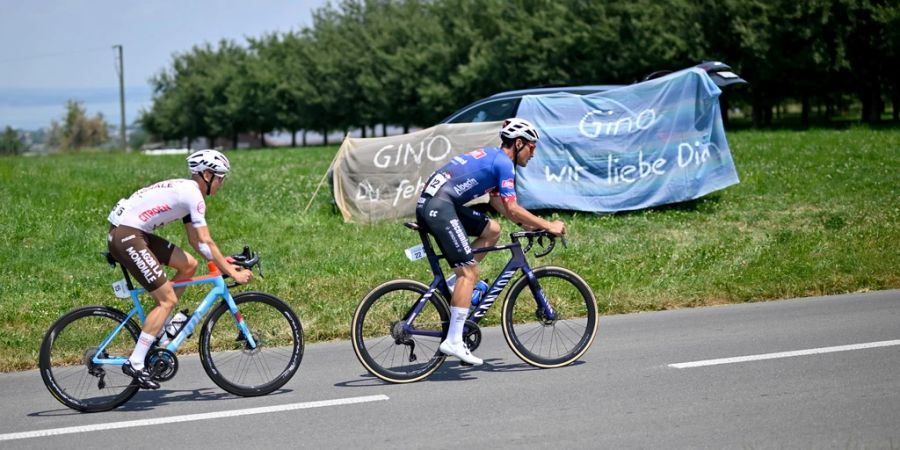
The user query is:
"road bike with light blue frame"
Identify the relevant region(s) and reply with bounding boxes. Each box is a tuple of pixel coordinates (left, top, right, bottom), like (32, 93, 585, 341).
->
(39, 247, 303, 412)
(351, 223, 598, 383)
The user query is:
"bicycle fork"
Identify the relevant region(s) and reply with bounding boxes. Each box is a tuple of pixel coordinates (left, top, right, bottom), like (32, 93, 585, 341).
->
(521, 267, 557, 323)
(223, 292, 259, 350)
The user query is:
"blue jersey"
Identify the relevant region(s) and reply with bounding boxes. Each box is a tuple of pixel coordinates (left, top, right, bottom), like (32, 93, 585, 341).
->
(422, 147, 517, 205)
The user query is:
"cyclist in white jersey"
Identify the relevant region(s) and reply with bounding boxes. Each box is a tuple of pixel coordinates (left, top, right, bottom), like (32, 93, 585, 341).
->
(107, 150, 251, 389)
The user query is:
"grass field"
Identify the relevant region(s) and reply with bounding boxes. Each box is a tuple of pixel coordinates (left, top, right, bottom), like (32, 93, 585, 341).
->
(1, 128, 898, 371)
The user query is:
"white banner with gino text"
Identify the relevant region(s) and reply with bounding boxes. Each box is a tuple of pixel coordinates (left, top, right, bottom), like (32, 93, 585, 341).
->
(332, 122, 502, 223)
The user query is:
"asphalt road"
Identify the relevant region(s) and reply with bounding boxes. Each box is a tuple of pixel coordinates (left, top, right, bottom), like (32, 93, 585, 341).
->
(1, 289, 897, 449)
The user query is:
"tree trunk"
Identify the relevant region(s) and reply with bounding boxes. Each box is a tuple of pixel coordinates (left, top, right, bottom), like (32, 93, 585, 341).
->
(382, 123, 387, 137)
(801, 93, 810, 128)
(291, 130, 297, 147)
(751, 92, 766, 128)
(259, 130, 266, 148)
(361, 126, 367, 138)
(302, 130, 308, 147)
(232, 133, 238, 150)
(861, 94, 872, 123)
(893, 89, 899, 121)
(859, 84, 882, 124)
(323, 129, 328, 146)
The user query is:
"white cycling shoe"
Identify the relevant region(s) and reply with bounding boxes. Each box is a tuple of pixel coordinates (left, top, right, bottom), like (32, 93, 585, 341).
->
(439, 340, 483, 366)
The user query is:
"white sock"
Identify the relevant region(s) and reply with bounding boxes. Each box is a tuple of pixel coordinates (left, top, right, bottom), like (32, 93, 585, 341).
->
(129, 332, 156, 370)
(447, 307, 468, 345)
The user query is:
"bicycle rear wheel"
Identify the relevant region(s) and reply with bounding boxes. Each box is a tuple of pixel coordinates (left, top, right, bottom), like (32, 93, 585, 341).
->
(39, 306, 141, 412)
(200, 292, 303, 396)
(501, 266, 598, 368)
(351, 280, 449, 383)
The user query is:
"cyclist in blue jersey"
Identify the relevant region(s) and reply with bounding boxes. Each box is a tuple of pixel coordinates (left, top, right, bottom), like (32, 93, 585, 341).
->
(416, 118, 566, 365)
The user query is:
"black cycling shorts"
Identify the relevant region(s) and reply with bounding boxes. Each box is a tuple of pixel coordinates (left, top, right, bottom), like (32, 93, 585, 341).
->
(107, 225, 176, 292)
(415, 195, 489, 268)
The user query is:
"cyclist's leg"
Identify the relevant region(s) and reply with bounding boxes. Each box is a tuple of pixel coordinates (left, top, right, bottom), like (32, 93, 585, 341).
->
(419, 199, 483, 364)
(450, 264, 479, 308)
(107, 227, 171, 386)
(108, 229, 174, 354)
(166, 246, 198, 298)
(143, 284, 178, 340)
(418, 198, 482, 308)
(453, 204, 496, 278)
(469, 218, 500, 263)
(120, 284, 176, 386)
(137, 235, 183, 360)
(443, 263, 482, 364)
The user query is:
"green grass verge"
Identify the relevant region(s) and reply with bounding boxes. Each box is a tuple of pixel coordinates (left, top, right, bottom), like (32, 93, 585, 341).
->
(1, 128, 898, 371)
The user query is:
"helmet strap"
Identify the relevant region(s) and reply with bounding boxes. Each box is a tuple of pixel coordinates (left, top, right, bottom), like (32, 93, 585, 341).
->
(201, 172, 213, 196)
(514, 139, 527, 165)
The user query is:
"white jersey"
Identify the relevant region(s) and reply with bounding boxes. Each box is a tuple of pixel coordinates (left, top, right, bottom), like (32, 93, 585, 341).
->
(108, 179, 207, 233)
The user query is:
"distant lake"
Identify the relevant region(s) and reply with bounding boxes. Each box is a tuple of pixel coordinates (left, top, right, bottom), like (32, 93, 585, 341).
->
(0, 86, 153, 130)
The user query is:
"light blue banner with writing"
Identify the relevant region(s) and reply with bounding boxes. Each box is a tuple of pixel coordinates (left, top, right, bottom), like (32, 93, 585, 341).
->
(515, 68, 739, 212)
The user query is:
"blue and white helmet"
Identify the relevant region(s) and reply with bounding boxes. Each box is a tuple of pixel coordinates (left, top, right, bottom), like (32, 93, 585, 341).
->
(500, 118, 540, 142)
(187, 150, 230, 176)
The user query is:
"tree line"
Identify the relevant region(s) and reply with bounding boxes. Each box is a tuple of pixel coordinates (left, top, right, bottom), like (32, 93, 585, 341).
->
(1, 100, 109, 155)
(138, 0, 899, 147)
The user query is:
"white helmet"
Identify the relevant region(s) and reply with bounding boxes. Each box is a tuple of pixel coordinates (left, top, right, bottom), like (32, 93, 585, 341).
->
(187, 150, 230, 175)
(500, 118, 540, 142)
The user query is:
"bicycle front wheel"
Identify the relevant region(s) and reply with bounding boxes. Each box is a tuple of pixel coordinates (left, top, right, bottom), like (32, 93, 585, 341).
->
(502, 266, 598, 368)
(39, 306, 141, 412)
(351, 280, 449, 383)
(200, 292, 303, 397)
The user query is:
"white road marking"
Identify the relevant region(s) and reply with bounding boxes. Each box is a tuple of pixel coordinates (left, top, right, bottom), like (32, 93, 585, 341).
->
(669, 339, 900, 369)
(0, 394, 389, 442)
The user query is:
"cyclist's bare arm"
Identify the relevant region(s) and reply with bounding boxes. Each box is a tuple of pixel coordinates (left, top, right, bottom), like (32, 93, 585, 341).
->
(185, 223, 252, 284)
(490, 197, 566, 236)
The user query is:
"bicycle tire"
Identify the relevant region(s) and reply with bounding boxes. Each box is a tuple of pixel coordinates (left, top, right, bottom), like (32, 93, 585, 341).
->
(199, 291, 303, 396)
(501, 266, 598, 368)
(39, 306, 141, 412)
(351, 279, 449, 383)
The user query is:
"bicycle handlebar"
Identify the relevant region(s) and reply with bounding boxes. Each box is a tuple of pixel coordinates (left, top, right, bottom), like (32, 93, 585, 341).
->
(224, 246, 264, 286)
(509, 230, 567, 258)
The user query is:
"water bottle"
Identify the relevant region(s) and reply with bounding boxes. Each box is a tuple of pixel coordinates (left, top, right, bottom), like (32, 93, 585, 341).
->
(165, 310, 189, 339)
(471, 280, 489, 306)
(156, 317, 172, 346)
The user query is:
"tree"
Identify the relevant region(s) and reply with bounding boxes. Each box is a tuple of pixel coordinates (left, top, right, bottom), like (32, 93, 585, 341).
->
(839, 0, 898, 123)
(0, 126, 28, 155)
(141, 40, 250, 148)
(46, 100, 109, 151)
(138, 0, 899, 136)
(252, 33, 315, 146)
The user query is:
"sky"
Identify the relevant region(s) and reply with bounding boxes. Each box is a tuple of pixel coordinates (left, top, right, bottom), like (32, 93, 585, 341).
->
(0, 0, 329, 130)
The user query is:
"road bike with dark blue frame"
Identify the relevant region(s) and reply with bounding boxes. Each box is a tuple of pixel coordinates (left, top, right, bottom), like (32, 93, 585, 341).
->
(351, 223, 598, 383)
(39, 247, 303, 412)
